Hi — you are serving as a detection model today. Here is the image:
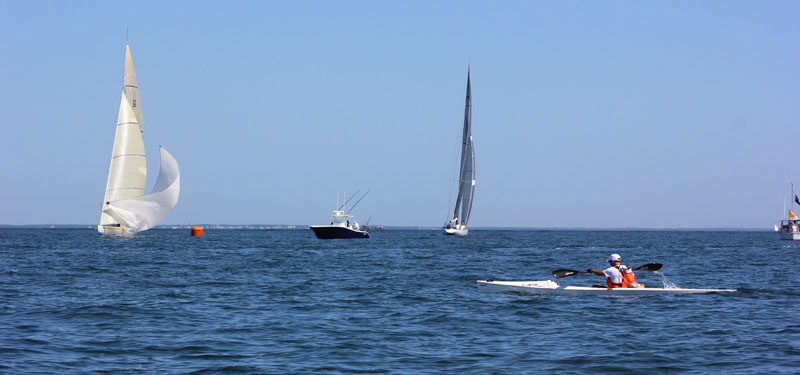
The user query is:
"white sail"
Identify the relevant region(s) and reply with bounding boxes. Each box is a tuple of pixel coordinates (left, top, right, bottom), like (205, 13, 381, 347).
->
(99, 91, 147, 227)
(98, 43, 179, 235)
(123, 43, 144, 133)
(102, 147, 180, 233)
(452, 68, 476, 227)
(460, 135, 475, 225)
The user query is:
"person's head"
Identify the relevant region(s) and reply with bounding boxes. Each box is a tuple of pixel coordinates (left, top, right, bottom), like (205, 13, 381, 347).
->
(608, 253, 621, 265)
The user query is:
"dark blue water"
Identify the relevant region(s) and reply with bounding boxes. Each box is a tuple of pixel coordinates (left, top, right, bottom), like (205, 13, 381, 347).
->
(1, 229, 798, 374)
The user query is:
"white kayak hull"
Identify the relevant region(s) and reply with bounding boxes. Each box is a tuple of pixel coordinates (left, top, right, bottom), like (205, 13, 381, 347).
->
(477, 280, 736, 295)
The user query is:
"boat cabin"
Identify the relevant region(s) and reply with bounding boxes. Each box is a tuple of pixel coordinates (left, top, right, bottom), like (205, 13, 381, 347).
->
(779, 219, 800, 233)
(329, 210, 360, 230)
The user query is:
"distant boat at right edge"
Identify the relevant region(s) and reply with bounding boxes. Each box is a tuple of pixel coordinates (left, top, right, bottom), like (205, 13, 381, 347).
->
(775, 183, 800, 240)
(443, 67, 476, 236)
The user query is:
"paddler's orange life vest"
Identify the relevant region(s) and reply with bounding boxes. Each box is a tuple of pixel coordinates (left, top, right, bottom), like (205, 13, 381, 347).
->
(606, 266, 636, 288)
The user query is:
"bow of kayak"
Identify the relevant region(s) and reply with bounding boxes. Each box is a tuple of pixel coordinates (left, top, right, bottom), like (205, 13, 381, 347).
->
(477, 280, 736, 295)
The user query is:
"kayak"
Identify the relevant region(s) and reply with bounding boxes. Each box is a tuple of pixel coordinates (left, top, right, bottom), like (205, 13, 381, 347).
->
(477, 280, 736, 295)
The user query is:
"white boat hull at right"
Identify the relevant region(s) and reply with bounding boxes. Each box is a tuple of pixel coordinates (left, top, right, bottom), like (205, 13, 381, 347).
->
(775, 222, 800, 240)
(778, 231, 800, 240)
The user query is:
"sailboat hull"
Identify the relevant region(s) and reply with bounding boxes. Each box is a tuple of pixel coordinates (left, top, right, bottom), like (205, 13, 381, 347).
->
(777, 230, 800, 240)
(444, 227, 468, 236)
(309, 225, 369, 239)
(97, 225, 134, 237)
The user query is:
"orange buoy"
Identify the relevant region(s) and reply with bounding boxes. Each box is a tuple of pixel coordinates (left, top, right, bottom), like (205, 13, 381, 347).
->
(191, 226, 204, 237)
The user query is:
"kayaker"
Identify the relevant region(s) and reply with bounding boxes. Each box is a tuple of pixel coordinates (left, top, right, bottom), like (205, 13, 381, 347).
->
(587, 254, 642, 288)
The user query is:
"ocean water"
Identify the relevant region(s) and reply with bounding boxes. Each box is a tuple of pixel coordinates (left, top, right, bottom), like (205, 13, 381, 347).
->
(1, 228, 798, 374)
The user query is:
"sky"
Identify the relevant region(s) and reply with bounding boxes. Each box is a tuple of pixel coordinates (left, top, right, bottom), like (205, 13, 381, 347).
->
(1, 1, 799, 228)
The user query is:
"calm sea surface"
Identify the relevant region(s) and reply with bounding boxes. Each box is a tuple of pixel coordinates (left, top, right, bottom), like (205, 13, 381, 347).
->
(1, 228, 798, 374)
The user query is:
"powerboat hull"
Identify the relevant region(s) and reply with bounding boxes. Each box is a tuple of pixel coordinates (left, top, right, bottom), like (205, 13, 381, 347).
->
(477, 280, 736, 295)
(310, 225, 369, 239)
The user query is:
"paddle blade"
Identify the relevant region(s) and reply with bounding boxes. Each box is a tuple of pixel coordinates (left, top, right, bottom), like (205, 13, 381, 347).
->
(634, 263, 662, 272)
(552, 269, 583, 279)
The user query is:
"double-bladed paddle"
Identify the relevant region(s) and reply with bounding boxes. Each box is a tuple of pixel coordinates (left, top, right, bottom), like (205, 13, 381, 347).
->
(552, 263, 662, 279)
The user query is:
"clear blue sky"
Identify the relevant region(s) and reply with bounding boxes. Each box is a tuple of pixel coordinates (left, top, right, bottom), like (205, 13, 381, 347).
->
(1, 1, 798, 228)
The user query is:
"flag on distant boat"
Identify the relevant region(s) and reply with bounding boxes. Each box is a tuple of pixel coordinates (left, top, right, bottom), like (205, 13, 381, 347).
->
(795, 195, 800, 206)
(790, 210, 798, 219)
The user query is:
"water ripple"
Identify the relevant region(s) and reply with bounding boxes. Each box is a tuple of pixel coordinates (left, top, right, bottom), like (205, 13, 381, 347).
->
(1, 228, 798, 374)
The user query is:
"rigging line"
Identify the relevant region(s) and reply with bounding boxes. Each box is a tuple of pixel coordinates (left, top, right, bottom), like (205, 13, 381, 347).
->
(145, 119, 163, 150)
(444, 109, 462, 222)
(337, 190, 361, 211)
(347, 190, 369, 214)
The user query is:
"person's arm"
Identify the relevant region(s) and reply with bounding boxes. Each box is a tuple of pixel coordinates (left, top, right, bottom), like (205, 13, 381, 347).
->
(586, 268, 605, 276)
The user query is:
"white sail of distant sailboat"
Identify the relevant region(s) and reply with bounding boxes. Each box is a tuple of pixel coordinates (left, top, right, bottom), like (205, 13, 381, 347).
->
(444, 67, 475, 236)
(98, 43, 180, 236)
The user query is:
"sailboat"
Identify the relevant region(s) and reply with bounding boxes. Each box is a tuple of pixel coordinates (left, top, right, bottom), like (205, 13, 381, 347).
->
(97, 43, 180, 236)
(443, 67, 476, 236)
(774, 183, 800, 240)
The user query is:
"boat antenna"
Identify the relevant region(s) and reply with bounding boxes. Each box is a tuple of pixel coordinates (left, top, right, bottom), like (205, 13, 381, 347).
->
(337, 190, 361, 211)
(347, 190, 370, 214)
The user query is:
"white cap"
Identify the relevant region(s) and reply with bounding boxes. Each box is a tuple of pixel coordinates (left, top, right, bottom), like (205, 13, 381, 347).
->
(608, 254, 621, 261)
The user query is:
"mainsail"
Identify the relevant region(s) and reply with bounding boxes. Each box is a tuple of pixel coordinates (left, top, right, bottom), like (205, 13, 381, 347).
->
(99, 91, 147, 227)
(98, 43, 179, 234)
(452, 68, 476, 226)
(122, 43, 144, 133)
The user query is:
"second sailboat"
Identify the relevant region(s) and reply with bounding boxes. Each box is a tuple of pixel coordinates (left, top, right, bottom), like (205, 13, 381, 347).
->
(444, 67, 476, 236)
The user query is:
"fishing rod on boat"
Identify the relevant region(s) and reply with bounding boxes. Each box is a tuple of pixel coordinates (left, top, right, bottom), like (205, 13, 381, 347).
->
(347, 190, 370, 214)
(337, 190, 361, 211)
(552, 263, 662, 279)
